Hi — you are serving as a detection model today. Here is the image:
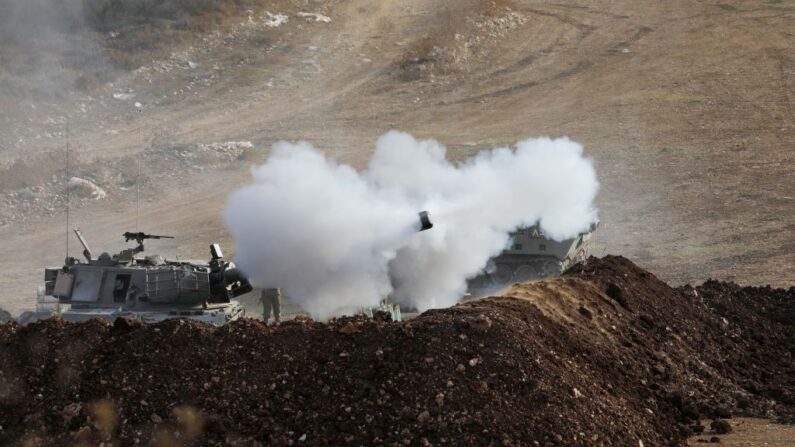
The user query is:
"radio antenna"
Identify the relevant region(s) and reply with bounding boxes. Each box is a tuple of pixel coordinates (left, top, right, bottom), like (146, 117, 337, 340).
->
(136, 108, 142, 232)
(136, 150, 140, 232)
(65, 119, 70, 259)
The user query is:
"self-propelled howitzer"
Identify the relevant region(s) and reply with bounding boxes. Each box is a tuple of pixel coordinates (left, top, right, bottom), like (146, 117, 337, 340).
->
(22, 229, 251, 325)
(467, 221, 599, 295)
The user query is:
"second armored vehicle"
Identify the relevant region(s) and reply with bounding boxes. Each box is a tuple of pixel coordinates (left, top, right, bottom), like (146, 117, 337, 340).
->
(467, 222, 598, 294)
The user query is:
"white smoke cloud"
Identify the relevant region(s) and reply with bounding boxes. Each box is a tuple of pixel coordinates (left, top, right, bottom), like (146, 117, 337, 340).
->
(224, 131, 598, 319)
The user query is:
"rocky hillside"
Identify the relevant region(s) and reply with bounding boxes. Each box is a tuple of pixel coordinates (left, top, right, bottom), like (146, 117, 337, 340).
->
(0, 0, 791, 315)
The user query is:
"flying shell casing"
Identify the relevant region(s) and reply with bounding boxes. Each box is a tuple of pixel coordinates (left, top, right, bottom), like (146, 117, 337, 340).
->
(418, 211, 433, 231)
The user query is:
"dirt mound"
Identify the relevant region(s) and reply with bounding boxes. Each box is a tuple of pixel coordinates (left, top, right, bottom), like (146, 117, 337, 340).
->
(0, 256, 792, 446)
(685, 280, 795, 416)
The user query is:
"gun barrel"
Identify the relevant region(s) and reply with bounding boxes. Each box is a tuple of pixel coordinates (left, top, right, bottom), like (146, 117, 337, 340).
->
(123, 232, 175, 241)
(73, 227, 92, 261)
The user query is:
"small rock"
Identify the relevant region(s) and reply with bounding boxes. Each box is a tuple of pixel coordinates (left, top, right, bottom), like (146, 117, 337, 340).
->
(573, 388, 583, 399)
(417, 410, 431, 423)
(711, 419, 731, 434)
(73, 426, 92, 443)
(62, 402, 82, 423)
(605, 282, 628, 309)
(435, 393, 445, 408)
(113, 317, 142, 331)
(339, 322, 359, 334)
(67, 177, 106, 200)
(150, 413, 162, 424)
(468, 314, 492, 332)
(477, 381, 489, 393)
(713, 406, 732, 419)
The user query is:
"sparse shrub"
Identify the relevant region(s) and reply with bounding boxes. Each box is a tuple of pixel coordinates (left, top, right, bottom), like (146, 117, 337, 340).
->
(73, 74, 96, 91)
(478, 0, 519, 17)
(237, 147, 266, 164)
(0, 151, 85, 192)
(392, 0, 524, 81)
(82, 0, 261, 31)
(399, 37, 437, 68)
(105, 46, 139, 70)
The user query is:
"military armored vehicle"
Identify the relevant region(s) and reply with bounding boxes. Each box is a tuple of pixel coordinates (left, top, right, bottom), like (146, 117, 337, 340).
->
(18, 228, 251, 326)
(467, 222, 598, 293)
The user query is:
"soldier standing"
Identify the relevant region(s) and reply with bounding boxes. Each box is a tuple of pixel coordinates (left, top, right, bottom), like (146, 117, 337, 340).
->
(260, 288, 281, 323)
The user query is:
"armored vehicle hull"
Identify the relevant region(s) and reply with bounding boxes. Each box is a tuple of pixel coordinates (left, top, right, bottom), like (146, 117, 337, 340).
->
(19, 230, 251, 326)
(467, 223, 597, 294)
(18, 301, 244, 326)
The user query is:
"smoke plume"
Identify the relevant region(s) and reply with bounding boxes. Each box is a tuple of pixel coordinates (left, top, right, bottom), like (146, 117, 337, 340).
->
(224, 131, 598, 319)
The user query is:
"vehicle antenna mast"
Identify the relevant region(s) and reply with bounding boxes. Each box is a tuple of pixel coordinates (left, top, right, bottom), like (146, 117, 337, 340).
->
(136, 144, 140, 232)
(65, 119, 70, 259)
(136, 112, 141, 232)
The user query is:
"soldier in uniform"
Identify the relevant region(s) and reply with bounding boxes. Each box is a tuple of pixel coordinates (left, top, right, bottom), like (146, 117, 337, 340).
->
(260, 288, 281, 323)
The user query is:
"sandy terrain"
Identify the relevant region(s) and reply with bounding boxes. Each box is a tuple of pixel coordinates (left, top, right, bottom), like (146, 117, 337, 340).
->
(0, 0, 793, 314)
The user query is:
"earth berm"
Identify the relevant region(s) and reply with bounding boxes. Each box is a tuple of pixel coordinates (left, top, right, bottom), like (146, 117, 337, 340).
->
(0, 256, 792, 446)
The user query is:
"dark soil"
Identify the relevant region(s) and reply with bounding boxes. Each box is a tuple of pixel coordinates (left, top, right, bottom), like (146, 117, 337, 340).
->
(682, 280, 795, 414)
(0, 256, 792, 446)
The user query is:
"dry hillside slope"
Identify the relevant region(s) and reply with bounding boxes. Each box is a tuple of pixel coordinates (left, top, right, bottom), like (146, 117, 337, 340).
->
(0, 0, 793, 313)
